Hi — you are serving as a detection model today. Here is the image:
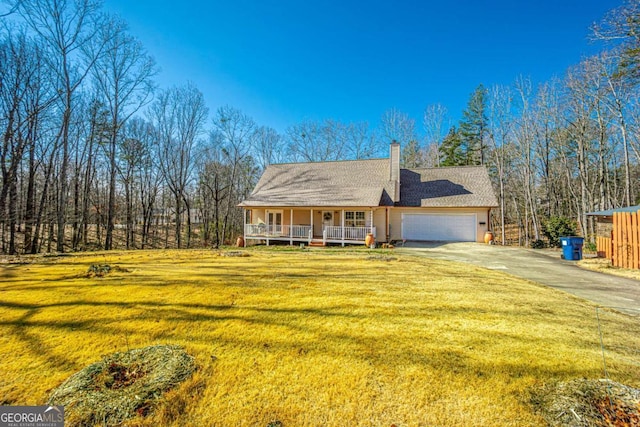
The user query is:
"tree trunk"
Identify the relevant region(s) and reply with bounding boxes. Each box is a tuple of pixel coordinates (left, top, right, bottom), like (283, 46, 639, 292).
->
(72, 157, 81, 250)
(23, 136, 36, 254)
(82, 132, 94, 247)
(105, 131, 117, 250)
(56, 103, 71, 253)
(174, 192, 182, 248)
(8, 177, 17, 254)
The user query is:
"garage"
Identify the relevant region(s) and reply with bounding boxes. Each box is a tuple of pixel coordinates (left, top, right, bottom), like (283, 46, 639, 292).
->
(401, 213, 477, 242)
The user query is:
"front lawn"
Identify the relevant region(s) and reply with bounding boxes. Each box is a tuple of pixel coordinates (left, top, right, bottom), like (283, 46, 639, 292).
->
(0, 249, 638, 426)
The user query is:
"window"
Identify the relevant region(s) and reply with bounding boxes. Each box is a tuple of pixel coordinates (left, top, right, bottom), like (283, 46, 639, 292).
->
(345, 211, 366, 227)
(267, 210, 283, 234)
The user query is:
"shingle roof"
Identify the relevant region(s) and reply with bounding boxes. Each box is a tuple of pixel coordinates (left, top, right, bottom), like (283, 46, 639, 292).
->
(239, 159, 498, 208)
(399, 166, 498, 208)
(239, 158, 395, 207)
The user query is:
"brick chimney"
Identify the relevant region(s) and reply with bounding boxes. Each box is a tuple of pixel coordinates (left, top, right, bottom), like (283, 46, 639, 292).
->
(390, 141, 400, 203)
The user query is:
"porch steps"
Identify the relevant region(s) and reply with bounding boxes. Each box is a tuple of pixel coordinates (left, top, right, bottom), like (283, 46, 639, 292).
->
(308, 240, 326, 247)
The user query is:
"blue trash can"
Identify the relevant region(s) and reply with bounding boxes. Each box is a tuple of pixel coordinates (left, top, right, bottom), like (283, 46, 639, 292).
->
(560, 236, 584, 261)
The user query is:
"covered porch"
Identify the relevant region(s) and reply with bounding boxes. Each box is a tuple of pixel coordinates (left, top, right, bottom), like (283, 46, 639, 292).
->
(243, 207, 382, 246)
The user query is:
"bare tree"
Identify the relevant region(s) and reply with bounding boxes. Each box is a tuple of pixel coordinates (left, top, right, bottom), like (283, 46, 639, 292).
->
(513, 77, 541, 244)
(126, 118, 160, 249)
(71, 98, 109, 249)
(486, 85, 514, 245)
(212, 106, 255, 244)
(118, 118, 156, 249)
(287, 120, 346, 162)
(151, 84, 207, 248)
(562, 60, 601, 237)
(197, 141, 231, 247)
(380, 108, 416, 144)
(380, 108, 421, 166)
(423, 104, 449, 167)
(91, 15, 156, 250)
(14, 0, 104, 252)
(530, 80, 563, 217)
(593, 52, 635, 206)
(0, 27, 34, 253)
(0, 2, 20, 18)
(254, 126, 284, 170)
(592, 0, 640, 79)
(344, 122, 381, 160)
(0, 25, 57, 253)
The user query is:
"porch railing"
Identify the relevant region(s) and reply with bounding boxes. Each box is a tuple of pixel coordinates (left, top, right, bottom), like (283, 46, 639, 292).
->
(246, 224, 374, 242)
(324, 226, 375, 241)
(245, 224, 311, 238)
(288, 225, 312, 238)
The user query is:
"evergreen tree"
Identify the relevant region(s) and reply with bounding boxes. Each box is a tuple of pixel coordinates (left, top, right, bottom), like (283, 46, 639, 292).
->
(439, 126, 465, 166)
(460, 84, 489, 165)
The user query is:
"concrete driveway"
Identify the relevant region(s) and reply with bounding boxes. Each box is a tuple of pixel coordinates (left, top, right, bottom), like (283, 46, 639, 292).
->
(397, 242, 640, 316)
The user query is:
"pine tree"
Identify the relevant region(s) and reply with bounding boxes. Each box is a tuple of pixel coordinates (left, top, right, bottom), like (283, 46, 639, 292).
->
(460, 84, 489, 165)
(439, 126, 465, 166)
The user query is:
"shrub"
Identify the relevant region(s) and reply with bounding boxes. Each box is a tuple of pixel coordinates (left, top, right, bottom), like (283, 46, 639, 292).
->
(542, 216, 578, 248)
(530, 239, 546, 249)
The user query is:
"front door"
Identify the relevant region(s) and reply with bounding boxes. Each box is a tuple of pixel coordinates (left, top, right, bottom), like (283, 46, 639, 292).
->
(267, 210, 283, 235)
(322, 211, 334, 229)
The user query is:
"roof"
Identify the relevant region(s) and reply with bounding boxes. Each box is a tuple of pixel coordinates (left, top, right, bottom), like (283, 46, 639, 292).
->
(399, 166, 498, 208)
(586, 205, 640, 217)
(239, 158, 395, 207)
(239, 159, 498, 208)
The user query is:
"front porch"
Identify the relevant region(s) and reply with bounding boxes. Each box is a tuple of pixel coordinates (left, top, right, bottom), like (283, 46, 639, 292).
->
(243, 208, 380, 246)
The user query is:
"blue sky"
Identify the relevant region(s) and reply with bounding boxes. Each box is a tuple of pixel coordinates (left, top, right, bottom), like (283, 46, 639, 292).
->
(103, 0, 618, 133)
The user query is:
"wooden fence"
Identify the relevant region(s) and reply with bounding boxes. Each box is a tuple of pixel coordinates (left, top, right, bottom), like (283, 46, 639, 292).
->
(596, 236, 612, 259)
(607, 210, 640, 269)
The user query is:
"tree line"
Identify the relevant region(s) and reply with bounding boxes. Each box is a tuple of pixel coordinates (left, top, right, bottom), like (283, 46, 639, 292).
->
(1, 0, 639, 254)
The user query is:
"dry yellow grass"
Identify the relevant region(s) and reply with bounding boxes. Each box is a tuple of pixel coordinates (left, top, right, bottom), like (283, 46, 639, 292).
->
(1, 248, 639, 426)
(578, 257, 640, 280)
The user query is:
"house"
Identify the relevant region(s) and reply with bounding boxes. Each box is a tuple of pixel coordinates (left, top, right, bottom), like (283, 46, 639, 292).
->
(146, 208, 204, 226)
(239, 142, 498, 246)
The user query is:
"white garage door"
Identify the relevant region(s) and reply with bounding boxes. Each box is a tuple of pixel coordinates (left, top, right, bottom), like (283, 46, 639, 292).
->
(402, 213, 477, 242)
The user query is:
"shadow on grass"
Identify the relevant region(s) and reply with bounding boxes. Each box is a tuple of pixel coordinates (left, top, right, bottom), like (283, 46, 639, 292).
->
(0, 297, 363, 372)
(2, 293, 633, 385)
(2, 251, 639, 401)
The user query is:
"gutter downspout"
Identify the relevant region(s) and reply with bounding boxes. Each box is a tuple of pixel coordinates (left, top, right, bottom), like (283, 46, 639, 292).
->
(386, 207, 390, 242)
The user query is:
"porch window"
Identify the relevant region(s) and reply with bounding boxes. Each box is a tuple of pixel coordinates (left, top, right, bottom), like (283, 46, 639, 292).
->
(345, 211, 366, 227)
(267, 210, 283, 234)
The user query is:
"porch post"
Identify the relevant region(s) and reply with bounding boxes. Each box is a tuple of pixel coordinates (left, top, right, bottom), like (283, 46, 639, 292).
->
(243, 208, 246, 245)
(341, 209, 345, 247)
(310, 209, 314, 242)
(290, 208, 293, 245)
(370, 209, 374, 237)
